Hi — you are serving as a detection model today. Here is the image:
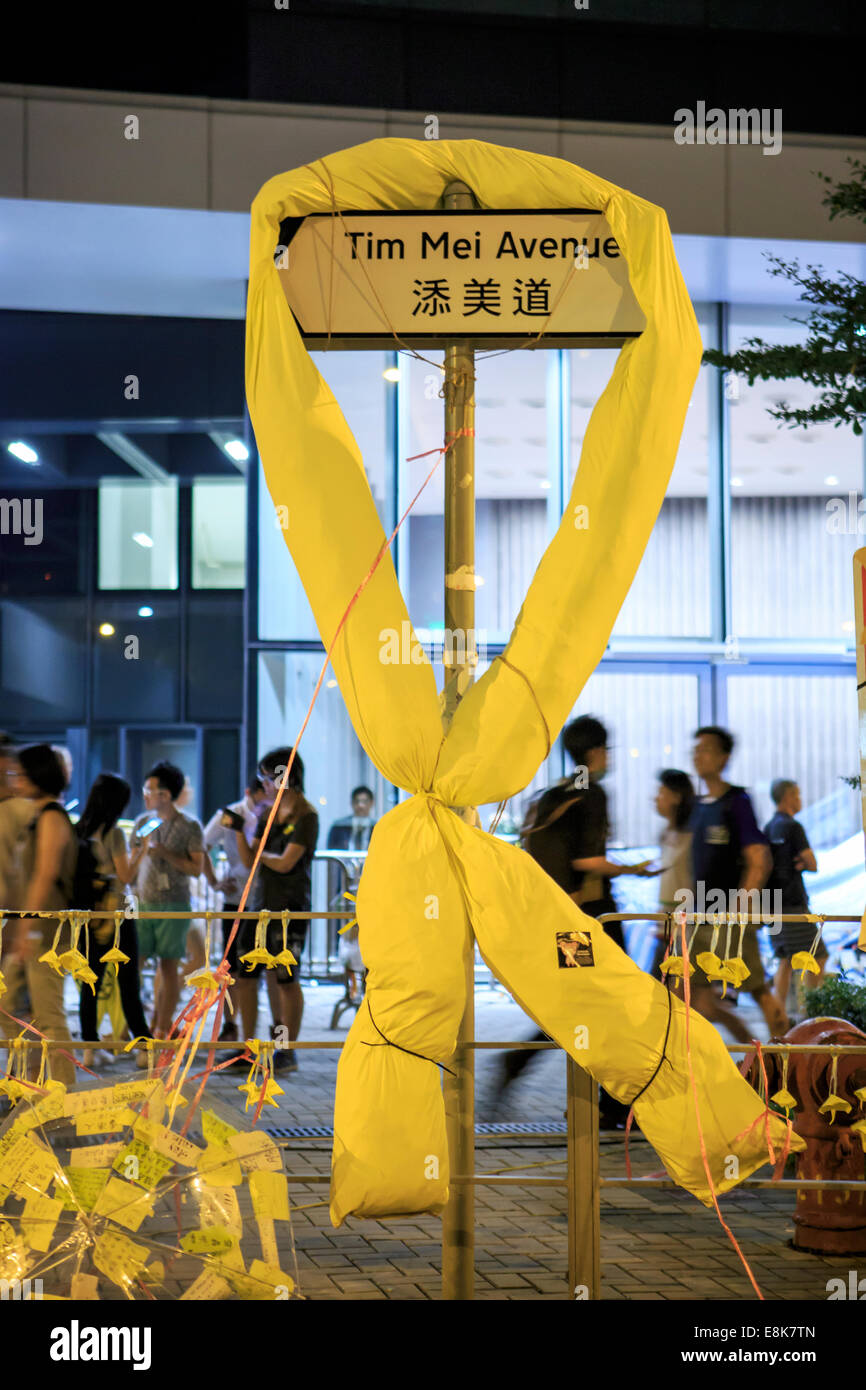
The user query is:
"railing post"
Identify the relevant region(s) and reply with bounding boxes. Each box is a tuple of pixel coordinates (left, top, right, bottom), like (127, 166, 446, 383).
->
(567, 1056, 600, 1300)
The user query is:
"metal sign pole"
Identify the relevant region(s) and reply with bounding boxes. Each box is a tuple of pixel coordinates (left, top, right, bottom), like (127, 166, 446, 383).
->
(440, 179, 477, 1302)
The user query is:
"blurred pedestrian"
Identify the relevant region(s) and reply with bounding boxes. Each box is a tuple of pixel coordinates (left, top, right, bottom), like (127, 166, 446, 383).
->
(0, 745, 77, 1085)
(647, 768, 695, 978)
(765, 778, 822, 1016)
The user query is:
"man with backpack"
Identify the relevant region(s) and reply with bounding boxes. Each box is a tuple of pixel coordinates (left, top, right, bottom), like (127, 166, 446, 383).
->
(498, 716, 652, 1126)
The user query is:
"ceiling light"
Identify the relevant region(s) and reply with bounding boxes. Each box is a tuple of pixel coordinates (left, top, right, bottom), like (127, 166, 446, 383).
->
(842, 620, 855, 633)
(326, 679, 338, 688)
(132, 532, 154, 548)
(539, 480, 552, 490)
(630, 748, 640, 759)
(383, 367, 400, 382)
(7, 441, 39, 465)
(223, 439, 249, 462)
(138, 606, 154, 618)
(731, 477, 744, 488)
(825, 475, 840, 487)
(98, 623, 115, 637)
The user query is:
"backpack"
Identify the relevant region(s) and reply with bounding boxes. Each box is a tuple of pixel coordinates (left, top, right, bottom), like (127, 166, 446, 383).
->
(70, 834, 112, 912)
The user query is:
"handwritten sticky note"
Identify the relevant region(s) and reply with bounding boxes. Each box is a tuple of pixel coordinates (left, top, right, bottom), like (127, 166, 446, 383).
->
(8, 1135, 61, 1198)
(14, 1086, 68, 1132)
(201, 1109, 239, 1146)
(111, 1078, 166, 1124)
(92, 1175, 155, 1232)
(64, 1087, 117, 1117)
(198, 1182, 243, 1238)
(180, 1225, 237, 1256)
(134, 1117, 203, 1167)
(75, 1106, 136, 1136)
(249, 1169, 290, 1223)
(92, 1230, 150, 1289)
(56, 1166, 110, 1212)
(112, 1139, 174, 1191)
(180, 1269, 233, 1301)
(69, 1142, 124, 1169)
(257, 1215, 278, 1268)
(21, 1193, 64, 1252)
(197, 1144, 242, 1187)
(228, 1130, 282, 1173)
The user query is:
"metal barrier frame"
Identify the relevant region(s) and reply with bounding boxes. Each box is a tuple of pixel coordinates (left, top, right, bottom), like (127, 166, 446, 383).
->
(2, 908, 865, 1302)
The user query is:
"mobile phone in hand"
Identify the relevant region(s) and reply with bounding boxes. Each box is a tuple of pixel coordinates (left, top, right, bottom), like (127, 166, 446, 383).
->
(136, 816, 161, 840)
(220, 808, 246, 833)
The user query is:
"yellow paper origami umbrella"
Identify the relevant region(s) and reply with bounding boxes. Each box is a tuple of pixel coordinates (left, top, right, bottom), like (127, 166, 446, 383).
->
(246, 137, 803, 1221)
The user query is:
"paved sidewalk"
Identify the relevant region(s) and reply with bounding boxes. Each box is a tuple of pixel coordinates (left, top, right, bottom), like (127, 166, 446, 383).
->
(16, 976, 862, 1301)
(140, 982, 866, 1298)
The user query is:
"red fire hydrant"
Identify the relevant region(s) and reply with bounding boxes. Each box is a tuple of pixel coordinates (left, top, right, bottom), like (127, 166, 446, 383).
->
(767, 1017, 866, 1255)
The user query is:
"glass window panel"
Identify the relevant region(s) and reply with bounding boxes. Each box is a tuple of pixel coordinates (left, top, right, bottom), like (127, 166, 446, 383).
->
(91, 599, 180, 722)
(257, 352, 389, 641)
(570, 309, 715, 640)
(729, 305, 865, 640)
(187, 596, 243, 722)
(98, 480, 178, 590)
(564, 667, 701, 848)
(724, 670, 860, 852)
(192, 479, 246, 589)
(0, 598, 87, 724)
(0, 489, 85, 597)
(403, 348, 554, 645)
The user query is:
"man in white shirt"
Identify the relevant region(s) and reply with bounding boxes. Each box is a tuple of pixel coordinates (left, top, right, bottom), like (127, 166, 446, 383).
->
(203, 775, 270, 1041)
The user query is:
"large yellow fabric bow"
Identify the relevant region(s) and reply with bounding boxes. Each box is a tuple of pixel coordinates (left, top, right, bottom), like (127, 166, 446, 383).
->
(246, 137, 802, 1223)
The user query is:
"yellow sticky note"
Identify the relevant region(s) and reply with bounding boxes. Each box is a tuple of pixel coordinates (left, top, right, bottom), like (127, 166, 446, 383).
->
(70, 1273, 100, 1300)
(180, 1269, 233, 1301)
(228, 1130, 282, 1173)
(75, 1106, 136, 1136)
(197, 1144, 242, 1187)
(133, 1117, 203, 1167)
(21, 1193, 64, 1252)
(69, 1142, 124, 1169)
(248, 1260, 294, 1298)
(92, 1175, 156, 1232)
(180, 1225, 237, 1256)
(56, 1166, 110, 1213)
(10, 1136, 62, 1198)
(228, 1259, 294, 1301)
(112, 1139, 174, 1191)
(64, 1088, 116, 1117)
(13, 1086, 69, 1132)
(201, 1109, 239, 1146)
(92, 1230, 150, 1290)
(249, 1169, 290, 1223)
(198, 1182, 243, 1238)
(257, 1215, 278, 1268)
(111, 1078, 166, 1123)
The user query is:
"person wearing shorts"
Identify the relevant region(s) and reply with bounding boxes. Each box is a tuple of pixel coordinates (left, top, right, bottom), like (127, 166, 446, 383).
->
(133, 760, 204, 1040)
(764, 778, 822, 1015)
(235, 745, 318, 1072)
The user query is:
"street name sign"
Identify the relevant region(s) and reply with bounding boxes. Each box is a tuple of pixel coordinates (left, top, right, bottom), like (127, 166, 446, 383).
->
(276, 209, 645, 349)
